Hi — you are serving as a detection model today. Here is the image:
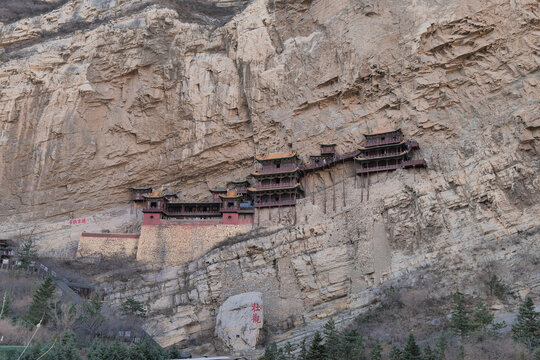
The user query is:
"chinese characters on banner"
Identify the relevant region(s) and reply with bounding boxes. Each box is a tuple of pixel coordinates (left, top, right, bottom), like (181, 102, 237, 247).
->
(69, 218, 86, 225)
(251, 303, 262, 324)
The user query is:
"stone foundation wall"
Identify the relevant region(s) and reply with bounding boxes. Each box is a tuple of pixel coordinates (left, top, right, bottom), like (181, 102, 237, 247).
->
(136, 224, 252, 266)
(76, 233, 140, 259)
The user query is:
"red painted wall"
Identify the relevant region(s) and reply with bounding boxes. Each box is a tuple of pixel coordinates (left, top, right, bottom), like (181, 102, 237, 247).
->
(143, 212, 163, 225)
(222, 213, 239, 225)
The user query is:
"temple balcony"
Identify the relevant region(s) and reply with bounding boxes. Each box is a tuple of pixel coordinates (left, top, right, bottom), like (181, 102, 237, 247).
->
(356, 159, 426, 174)
(166, 209, 221, 216)
(407, 140, 420, 149)
(364, 137, 403, 148)
(254, 199, 297, 208)
(301, 149, 360, 172)
(257, 164, 298, 174)
(256, 182, 297, 190)
(356, 150, 408, 161)
(132, 193, 147, 201)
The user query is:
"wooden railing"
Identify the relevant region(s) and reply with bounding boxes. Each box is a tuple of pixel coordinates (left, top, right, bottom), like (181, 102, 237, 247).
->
(254, 200, 296, 207)
(256, 182, 297, 189)
(356, 159, 426, 174)
(166, 210, 221, 216)
(257, 165, 298, 174)
(364, 137, 402, 147)
(301, 150, 360, 172)
(357, 150, 407, 160)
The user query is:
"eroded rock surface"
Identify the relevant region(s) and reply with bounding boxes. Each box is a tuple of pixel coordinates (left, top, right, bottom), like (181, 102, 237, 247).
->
(0, 0, 539, 354)
(215, 291, 263, 351)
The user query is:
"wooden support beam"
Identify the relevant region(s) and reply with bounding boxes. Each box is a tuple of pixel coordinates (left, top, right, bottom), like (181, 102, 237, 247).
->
(332, 172, 336, 212)
(342, 159, 346, 208)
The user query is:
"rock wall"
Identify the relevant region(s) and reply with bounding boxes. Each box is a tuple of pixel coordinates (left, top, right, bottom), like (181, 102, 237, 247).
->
(76, 232, 140, 259)
(136, 224, 252, 266)
(94, 168, 540, 349)
(0, 0, 539, 354)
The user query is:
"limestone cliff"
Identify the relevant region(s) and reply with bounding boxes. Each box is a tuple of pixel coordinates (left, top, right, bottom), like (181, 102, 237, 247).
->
(0, 0, 539, 354)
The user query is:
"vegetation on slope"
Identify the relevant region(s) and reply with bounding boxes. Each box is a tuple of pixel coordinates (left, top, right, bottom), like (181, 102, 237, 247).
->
(260, 289, 540, 360)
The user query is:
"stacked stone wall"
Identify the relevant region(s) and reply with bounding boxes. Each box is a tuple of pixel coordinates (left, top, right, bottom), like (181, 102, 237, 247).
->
(76, 233, 140, 259)
(136, 224, 252, 266)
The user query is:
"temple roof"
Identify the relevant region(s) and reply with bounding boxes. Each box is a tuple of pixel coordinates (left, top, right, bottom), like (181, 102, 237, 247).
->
(255, 152, 297, 161)
(355, 150, 409, 161)
(231, 179, 249, 184)
(143, 191, 166, 199)
(209, 186, 227, 193)
(219, 190, 243, 199)
(247, 183, 302, 192)
(143, 189, 177, 199)
(359, 140, 405, 150)
(130, 186, 152, 191)
(251, 167, 301, 177)
(167, 201, 221, 206)
(363, 128, 402, 138)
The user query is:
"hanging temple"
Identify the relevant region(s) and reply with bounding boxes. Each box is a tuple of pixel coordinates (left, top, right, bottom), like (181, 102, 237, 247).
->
(131, 129, 426, 227)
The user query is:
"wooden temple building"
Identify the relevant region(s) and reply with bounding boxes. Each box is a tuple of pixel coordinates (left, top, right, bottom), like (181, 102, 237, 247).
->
(0, 239, 15, 265)
(141, 186, 254, 226)
(129, 186, 153, 201)
(355, 129, 426, 174)
(135, 128, 426, 226)
(248, 152, 304, 208)
(301, 144, 360, 173)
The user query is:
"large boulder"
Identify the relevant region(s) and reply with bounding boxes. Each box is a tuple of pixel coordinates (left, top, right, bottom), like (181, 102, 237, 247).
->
(215, 292, 263, 352)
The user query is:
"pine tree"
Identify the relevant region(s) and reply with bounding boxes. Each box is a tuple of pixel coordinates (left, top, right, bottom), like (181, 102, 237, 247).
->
(338, 328, 364, 360)
(166, 345, 182, 359)
(369, 340, 382, 360)
(402, 333, 421, 360)
(296, 339, 307, 360)
(298, 339, 308, 360)
(306, 332, 325, 360)
(49, 332, 81, 360)
(486, 274, 507, 300)
(422, 344, 435, 360)
(87, 339, 130, 360)
(433, 333, 447, 360)
(283, 342, 295, 360)
(121, 297, 146, 318)
(512, 296, 539, 349)
(323, 319, 340, 359)
(17, 239, 37, 269)
(533, 348, 540, 360)
(25, 274, 56, 325)
(389, 345, 402, 360)
(79, 293, 105, 336)
(449, 291, 471, 337)
(264, 343, 279, 360)
(456, 345, 465, 360)
(128, 337, 164, 360)
(471, 301, 494, 332)
(27, 332, 81, 360)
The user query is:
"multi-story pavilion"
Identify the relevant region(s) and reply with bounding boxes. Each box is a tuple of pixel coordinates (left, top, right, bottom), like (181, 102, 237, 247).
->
(355, 129, 426, 174)
(249, 152, 304, 207)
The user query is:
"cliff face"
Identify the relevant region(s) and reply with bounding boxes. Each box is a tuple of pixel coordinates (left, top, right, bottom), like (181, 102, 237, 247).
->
(1, 0, 539, 352)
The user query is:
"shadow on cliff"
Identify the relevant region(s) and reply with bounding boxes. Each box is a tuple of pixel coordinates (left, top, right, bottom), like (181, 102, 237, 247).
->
(1, 0, 249, 61)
